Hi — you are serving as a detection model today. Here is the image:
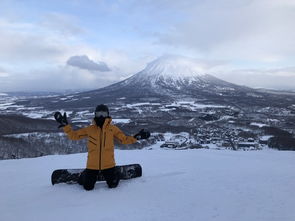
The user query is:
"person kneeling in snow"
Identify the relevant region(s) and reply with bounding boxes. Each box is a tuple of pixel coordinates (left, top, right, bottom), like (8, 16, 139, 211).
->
(54, 104, 150, 191)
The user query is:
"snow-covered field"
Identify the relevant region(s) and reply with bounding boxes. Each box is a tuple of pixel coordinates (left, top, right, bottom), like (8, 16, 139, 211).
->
(0, 148, 294, 221)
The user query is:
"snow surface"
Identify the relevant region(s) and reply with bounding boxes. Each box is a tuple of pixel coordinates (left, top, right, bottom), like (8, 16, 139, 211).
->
(166, 101, 226, 110)
(0, 102, 24, 110)
(112, 119, 131, 124)
(144, 55, 206, 78)
(0, 148, 295, 221)
(250, 122, 269, 128)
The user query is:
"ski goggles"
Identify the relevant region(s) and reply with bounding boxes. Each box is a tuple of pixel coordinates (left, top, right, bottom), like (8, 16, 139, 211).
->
(95, 111, 108, 117)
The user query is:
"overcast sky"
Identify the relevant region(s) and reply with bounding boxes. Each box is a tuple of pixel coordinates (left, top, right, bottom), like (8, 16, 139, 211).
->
(0, 0, 294, 92)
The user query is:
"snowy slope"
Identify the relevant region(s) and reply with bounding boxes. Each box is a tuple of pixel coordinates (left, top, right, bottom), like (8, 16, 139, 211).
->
(123, 55, 240, 93)
(0, 148, 295, 221)
(142, 55, 206, 79)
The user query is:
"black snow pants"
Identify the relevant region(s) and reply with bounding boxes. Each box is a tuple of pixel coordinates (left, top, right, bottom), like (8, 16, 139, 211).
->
(78, 167, 120, 191)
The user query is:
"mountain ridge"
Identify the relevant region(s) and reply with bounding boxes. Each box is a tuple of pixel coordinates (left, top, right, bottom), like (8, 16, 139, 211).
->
(15, 55, 295, 109)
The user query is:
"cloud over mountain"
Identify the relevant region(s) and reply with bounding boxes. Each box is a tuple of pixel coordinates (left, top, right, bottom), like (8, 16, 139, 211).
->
(67, 55, 111, 72)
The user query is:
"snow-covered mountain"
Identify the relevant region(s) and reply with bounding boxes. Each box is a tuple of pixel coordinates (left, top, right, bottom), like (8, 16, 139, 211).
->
(136, 54, 211, 85)
(1, 148, 294, 221)
(109, 55, 244, 98)
(18, 55, 295, 109)
(94, 55, 248, 95)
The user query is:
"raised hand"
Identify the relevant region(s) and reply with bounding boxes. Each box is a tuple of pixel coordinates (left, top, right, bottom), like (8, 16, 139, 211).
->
(134, 129, 150, 140)
(54, 112, 68, 128)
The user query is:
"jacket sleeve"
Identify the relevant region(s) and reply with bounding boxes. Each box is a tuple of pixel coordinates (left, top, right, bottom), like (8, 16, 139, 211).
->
(113, 125, 137, 144)
(63, 125, 89, 140)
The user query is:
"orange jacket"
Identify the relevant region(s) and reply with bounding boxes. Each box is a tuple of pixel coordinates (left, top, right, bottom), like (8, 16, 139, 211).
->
(63, 118, 137, 170)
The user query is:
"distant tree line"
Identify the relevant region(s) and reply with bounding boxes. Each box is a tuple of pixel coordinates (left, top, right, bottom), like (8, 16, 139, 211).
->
(0, 133, 87, 160)
(0, 114, 159, 160)
(263, 126, 295, 151)
(0, 132, 159, 160)
(0, 114, 57, 135)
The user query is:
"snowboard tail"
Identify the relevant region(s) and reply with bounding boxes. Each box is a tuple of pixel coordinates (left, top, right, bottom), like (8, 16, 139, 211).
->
(51, 164, 142, 185)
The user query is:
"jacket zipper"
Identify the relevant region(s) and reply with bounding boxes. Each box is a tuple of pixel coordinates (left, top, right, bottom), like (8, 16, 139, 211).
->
(104, 132, 106, 148)
(99, 128, 103, 170)
(99, 122, 107, 170)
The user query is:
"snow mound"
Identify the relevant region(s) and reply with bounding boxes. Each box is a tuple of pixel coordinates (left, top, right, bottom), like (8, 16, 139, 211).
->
(0, 148, 294, 221)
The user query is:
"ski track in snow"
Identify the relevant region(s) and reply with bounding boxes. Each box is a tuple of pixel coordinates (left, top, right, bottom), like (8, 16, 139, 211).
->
(0, 148, 295, 221)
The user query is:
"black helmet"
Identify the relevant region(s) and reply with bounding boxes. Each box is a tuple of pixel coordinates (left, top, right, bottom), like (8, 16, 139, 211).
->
(95, 104, 109, 117)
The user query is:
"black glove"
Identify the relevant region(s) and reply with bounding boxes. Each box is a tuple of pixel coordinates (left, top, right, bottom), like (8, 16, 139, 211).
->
(134, 129, 150, 140)
(54, 112, 68, 128)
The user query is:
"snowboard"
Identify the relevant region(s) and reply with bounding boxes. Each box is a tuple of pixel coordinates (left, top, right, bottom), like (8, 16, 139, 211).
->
(51, 164, 142, 185)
